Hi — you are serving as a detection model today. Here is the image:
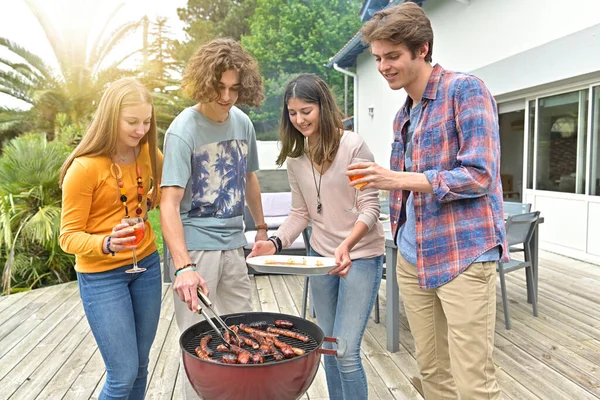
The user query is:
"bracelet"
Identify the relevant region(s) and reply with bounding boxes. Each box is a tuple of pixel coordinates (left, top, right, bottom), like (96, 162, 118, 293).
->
(176, 263, 196, 273)
(106, 236, 115, 256)
(269, 235, 282, 253)
(255, 223, 268, 231)
(268, 237, 279, 253)
(175, 266, 197, 276)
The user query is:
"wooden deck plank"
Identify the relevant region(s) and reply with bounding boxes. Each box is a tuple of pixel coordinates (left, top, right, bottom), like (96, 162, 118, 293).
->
(144, 309, 180, 400)
(0, 305, 88, 399)
(146, 285, 177, 399)
(33, 331, 98, 399)
(0, 250, 598, 400)
(0, 283, 70, 342)
(0, 282, 78, 359)
(61, 348, 104, 400)
(8, 316, 91, 400)
(0, 284, 83, 382)
(0, 285, 57, 327)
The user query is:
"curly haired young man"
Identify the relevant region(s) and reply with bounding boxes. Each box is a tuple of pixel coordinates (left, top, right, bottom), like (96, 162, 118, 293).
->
(160, 38, 266, 399)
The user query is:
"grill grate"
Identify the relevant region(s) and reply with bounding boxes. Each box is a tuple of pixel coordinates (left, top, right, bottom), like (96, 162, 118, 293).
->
(183, 323, 319, 365)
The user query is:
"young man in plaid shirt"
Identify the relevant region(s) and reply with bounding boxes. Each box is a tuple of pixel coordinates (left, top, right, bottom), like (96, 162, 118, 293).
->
(348, 3, 508, 399)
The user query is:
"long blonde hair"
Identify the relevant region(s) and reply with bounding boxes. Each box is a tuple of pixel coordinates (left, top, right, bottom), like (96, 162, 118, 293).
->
(59, 78, 161, 206)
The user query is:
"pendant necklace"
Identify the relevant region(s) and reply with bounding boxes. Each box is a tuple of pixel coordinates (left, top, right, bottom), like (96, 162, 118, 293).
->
(308, 144, 323, 215)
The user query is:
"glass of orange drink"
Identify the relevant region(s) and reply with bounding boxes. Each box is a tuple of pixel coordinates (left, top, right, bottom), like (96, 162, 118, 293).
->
(346, 157, 370, 214)
(121, 217, 147, 273)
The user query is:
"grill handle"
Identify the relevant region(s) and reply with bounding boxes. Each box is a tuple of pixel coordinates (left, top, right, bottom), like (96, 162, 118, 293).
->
(317, 336, 339, 357)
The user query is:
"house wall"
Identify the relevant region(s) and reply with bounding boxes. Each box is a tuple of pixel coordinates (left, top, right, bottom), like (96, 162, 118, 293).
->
(353, 0, 600, 264)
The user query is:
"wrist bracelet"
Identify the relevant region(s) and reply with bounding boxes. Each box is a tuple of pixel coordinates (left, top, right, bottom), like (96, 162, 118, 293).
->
(106, 237, 115, 256)
(175, 266, 197, 276)
(269, 235, 282, 253)
(176, 263, 196, 273)
(267, 237, 279, 253)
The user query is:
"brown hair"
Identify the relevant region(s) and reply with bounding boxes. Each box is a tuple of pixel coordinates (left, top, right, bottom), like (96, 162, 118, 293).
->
(360, 2, 434, 62)
(59, 78, 161, 207)
(182, 38, 264, 107)
(276, 74, 344, 167)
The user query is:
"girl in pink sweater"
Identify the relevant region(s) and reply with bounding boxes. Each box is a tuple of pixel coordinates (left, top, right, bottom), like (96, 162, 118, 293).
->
(249, 73, 384, 400)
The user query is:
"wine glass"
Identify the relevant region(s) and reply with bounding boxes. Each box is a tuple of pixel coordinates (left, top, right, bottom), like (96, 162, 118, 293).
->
(346, 157, 370, 214)
(122, 217, 147, 273)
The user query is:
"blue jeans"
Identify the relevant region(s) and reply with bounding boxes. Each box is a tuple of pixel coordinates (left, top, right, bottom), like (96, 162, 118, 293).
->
(77, 251, 161, 400)
(309, 248, 383, 400)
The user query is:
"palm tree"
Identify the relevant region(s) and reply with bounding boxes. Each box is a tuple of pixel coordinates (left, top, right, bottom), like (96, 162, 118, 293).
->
(0, 1, 142, 138)
(0, 133, 74, 294)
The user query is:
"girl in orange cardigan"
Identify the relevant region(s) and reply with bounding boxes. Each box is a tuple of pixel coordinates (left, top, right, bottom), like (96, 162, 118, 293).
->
(59, 78, 162, 400)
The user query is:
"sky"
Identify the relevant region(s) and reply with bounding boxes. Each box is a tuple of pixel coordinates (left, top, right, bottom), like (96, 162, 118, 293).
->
(0, 0, 187, 109)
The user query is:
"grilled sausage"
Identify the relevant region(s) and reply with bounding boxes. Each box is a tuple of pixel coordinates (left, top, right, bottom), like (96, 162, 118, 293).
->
(216, 343, 252, 365)
(247, 320, 269, 330)
(223, 331, 240, 347)
(292, 347, 305, 356)
(239, 334, 260, 349)
(267, 327, 310, 342)
(194, 346, 217, 362)
(274, 319, 294, 329)
(221, 354, 238, 364)
(272, 337, 295, 358)
(251, 352, 265, 364)
(240, 324, 279, 338)
(200, 335, 213, 356)
(250, 332, 267, 346)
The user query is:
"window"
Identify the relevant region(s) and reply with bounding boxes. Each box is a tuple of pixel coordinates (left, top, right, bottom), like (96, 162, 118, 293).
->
(534, 90, 588, 193)
(591, 87, 600, 196)
(527, 100, 535, 189)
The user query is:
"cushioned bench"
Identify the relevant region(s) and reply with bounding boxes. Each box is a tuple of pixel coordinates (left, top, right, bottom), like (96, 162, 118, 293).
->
(243, 192, 307, 259)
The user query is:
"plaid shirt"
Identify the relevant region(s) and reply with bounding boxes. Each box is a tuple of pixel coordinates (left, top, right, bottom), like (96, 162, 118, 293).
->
(390, 64, 509, 289)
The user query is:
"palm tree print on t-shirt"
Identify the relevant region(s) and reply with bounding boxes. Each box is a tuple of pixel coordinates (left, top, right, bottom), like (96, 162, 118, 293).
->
(189, 139, 248, 218)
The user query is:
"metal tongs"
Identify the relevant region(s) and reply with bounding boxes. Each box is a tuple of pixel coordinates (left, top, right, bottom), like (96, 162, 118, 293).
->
(196, 288, 241, 348)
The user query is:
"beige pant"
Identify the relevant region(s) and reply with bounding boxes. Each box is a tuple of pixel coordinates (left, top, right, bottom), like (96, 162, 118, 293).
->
(170, 248, 253, 400)
(396, 251, 501, 400)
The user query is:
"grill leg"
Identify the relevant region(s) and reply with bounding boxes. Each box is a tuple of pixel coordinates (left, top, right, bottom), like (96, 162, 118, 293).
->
(302, 276, 309, 319)
(374, 294, 380, 323)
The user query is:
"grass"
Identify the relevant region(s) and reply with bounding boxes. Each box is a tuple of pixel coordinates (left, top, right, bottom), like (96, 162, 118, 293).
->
(147, 209, 163, 257)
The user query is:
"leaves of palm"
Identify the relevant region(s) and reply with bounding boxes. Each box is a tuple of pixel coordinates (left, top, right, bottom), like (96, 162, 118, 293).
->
(0, 134, 73, 294)
(0, 1, 142, 136)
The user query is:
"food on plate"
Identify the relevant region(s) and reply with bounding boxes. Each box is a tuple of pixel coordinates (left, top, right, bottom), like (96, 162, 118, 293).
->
(263, 257, 325, 266)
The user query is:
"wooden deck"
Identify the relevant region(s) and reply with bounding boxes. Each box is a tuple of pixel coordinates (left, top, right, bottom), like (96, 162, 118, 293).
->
(1, 250, 599, 400)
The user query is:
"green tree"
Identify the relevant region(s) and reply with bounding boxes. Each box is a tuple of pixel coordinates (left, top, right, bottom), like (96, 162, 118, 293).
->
(140, 16, 193, 144)
(172, 0, 257, 67)
(0, 1, 142, 140)
(241, 0, 362, 135)
(0, 134, 74, 294)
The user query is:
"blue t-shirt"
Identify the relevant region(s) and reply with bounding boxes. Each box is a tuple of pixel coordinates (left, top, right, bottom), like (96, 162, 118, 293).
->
(397, 103, 499, 265)
(161, 106, 259, 250)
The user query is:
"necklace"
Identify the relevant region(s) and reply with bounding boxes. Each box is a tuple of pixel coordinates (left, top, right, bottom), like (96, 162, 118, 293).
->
(307, 145, 323, 215)
(109, 148, 144, 218)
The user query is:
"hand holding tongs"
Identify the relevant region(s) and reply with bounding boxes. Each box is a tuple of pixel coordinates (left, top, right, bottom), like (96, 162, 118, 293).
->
(196, 288, 241, 348)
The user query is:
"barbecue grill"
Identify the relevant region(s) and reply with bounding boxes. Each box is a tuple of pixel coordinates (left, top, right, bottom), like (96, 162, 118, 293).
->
(180, 311, 338, 400)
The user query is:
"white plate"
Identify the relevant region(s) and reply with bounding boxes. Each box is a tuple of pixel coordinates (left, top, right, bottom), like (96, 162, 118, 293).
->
(246, 255, 337, 276)
(379, 213, 389, 221)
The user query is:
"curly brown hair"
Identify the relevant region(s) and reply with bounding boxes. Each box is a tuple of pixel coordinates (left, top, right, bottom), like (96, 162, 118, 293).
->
(361, 2, 434, 63)
(182, 38, 264, 107)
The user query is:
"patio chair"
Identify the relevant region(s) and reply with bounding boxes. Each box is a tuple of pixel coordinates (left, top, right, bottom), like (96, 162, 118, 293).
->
(497, 211, 540, 329)
(504, 201, 532, 254)
(504, 201, 531, 215)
